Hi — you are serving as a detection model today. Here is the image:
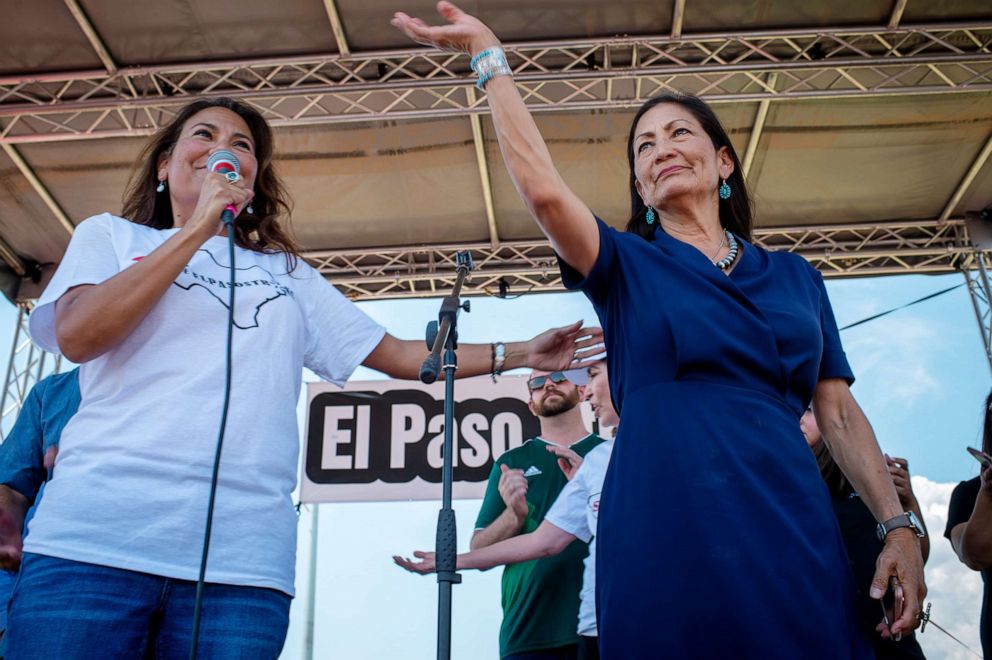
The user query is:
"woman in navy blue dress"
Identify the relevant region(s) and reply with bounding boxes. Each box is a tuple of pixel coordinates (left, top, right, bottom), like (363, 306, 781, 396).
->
(393, 4, 927, 657)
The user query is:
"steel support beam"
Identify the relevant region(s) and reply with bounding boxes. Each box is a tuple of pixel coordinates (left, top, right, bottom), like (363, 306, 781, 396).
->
(466, 87, 500, 249)
(321, 0, 351, 57)
(941, 130, 992, 221)
(1, 144, 75, 235)
(963, 252, 992, 373)
(888, 0, 909, 31)
(0, 308, 61, 439)
(0, 236, 26, 278)
(63, 0, 117, 75)
(741, 74, 776, 180)
(671, 0, 687, 39)
(1, 23, 990, 143)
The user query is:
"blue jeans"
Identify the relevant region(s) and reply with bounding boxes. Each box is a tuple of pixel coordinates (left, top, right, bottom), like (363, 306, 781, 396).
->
(6, 553, 291, 659)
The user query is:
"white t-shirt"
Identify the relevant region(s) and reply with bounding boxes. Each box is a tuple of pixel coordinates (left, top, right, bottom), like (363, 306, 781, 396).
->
(545, 440, 613, 636)
(27, 213, 385, 595)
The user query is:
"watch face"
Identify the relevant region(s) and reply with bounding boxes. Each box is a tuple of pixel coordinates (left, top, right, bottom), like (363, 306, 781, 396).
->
(905, 510, 926, 537)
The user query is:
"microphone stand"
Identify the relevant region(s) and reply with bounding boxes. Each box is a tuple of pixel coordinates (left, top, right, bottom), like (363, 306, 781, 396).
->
(420, 251, 473, 660)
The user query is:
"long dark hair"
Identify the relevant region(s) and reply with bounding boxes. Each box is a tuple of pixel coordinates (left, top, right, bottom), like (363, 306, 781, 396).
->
(624, 93, 753, 242)
(122, 97, 299, 270)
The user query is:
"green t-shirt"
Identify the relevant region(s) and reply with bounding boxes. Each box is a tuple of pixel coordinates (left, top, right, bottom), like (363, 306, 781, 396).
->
(475, 434, 604, 658)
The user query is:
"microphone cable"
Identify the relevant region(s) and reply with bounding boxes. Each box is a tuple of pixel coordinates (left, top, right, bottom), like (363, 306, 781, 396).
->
(189, 207, 238, 660)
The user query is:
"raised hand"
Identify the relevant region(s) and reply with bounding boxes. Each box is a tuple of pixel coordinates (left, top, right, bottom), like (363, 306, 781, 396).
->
(393, 550, 437, 575)
(499, 464, 529, 521)
(391, 1, 499, 55)
(527, 321, 604, 372)
(547, 444, 583, 481)
(884, 455, 917, 511)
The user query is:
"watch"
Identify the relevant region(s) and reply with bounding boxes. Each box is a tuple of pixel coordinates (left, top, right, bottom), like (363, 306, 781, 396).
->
(876, 511, 926, 542)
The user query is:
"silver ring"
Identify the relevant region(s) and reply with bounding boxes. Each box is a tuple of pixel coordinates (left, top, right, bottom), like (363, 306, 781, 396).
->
(224, 171, 241, 184)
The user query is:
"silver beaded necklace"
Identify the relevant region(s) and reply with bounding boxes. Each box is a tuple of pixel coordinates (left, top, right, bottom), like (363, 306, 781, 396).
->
(713, 229, 739, 271)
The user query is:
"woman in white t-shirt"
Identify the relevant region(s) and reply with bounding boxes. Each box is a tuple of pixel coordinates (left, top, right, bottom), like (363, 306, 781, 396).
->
(8, 97, 602, 660)
(395, 358, 617, 660)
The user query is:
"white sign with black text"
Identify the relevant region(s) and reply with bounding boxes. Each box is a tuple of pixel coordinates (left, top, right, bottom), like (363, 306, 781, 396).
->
(301, 375, 574, 503)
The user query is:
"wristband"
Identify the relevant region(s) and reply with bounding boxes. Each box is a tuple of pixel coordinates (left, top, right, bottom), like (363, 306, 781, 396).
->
(471, 47, 512, 90)
(491, 341, 506, 382)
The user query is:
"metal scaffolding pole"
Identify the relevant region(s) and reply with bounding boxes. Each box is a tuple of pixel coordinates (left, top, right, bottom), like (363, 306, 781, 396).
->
(0, 308, 62, 438)
(963, 213, 992, 374)
(963, 253, 992, 374)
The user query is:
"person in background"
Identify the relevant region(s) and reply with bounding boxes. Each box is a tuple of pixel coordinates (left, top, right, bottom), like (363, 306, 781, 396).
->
(945, 391, 992, 659)
(801, 408, 928, 659)
(0, 368, 80, 646)
(395, 359, 617, 660)
(463, 369, 603, 660)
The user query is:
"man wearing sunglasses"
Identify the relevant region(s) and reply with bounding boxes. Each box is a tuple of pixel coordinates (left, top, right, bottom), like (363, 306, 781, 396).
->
(472, 369, 604, 660)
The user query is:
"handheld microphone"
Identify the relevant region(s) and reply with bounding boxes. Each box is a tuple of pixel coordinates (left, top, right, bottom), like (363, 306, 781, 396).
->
(206, 150, 241, 226)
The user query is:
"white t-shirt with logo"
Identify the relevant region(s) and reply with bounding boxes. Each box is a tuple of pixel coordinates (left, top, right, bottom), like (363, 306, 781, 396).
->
(27, 213, 386, 595)
(545, 440, 613, 636)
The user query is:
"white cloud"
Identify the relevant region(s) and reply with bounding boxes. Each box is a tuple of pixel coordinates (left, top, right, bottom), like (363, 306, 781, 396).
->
(912, 476, 984, 660)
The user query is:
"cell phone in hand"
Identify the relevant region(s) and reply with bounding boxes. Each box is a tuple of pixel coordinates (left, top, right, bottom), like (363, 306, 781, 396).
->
(967, 446, 992, 469)
(880, 577, 905, 642)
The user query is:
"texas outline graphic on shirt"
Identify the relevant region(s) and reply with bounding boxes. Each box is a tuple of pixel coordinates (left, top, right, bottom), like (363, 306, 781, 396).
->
(171, 248, 293, 330)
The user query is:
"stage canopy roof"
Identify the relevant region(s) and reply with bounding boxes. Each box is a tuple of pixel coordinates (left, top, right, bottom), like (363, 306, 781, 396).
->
(1, 0, 991, 300)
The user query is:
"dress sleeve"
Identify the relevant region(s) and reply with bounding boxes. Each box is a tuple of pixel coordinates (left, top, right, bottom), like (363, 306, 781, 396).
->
(556, 216, 620, 307)
(297, 263, 386, 387)
(944, 478, 980, 540)
(0, 382, 47, 504)
(813, 269, 855, 385)
(545, 465, 593, 543)
(28, 214, 122, 354)
(474, 460, 507, 530)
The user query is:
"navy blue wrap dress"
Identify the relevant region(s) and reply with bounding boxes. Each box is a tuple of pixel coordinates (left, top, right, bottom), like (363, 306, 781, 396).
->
(560, 218, 872, 658)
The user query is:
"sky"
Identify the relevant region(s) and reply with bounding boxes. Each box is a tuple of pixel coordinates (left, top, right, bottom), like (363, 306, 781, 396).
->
(0, 269, 987, 659)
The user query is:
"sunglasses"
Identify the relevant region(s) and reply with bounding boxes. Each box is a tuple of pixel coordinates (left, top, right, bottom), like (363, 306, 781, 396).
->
(527, 371, 570, 391)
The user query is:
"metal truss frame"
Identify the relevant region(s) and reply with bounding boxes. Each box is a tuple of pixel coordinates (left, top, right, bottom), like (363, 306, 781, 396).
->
(962, 251, 992, 374)
(1, 22, 991, 143)
(306, 217, 971, 299)
(963, 213, 992, 373)
(0, 307, 62, 438)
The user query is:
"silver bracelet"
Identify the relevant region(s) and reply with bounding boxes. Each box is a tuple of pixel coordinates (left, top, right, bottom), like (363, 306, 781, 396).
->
(471, 47, 512, 90)
(491, 341, 506, 382)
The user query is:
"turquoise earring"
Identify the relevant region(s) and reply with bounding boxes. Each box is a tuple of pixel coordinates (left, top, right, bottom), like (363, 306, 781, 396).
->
(156, 179, 166, 193)
(719, 179, 731, 200)
(646, 207, 656, 224)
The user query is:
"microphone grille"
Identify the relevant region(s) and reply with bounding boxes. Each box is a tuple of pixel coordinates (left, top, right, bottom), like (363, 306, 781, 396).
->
(207, 150, 241, 174)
